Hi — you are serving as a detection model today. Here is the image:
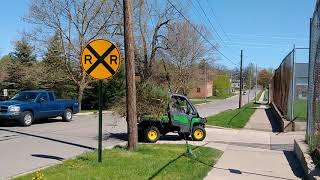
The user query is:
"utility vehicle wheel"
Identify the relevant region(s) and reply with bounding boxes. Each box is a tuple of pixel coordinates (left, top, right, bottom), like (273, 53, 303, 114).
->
(178, 133, 190, 140)
(144, 126, 160, 143)
(62, 108, 73, 122)
(20, 111, 34, 126)
(191, 126, 206, 141)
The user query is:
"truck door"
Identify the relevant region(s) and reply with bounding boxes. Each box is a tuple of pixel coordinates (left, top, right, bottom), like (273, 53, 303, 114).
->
(37, 93, 51, 119)
(48, 92, 61, 117)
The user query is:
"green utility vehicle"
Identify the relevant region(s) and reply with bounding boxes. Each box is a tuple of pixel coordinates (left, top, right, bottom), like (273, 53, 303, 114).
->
(138, 94, 206, 143)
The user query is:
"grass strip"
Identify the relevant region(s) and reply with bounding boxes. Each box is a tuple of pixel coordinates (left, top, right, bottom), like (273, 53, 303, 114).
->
(15, 144, 222, 180)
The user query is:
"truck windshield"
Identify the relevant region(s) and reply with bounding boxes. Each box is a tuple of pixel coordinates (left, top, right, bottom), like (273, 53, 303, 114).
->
(11, 92, 39, 101)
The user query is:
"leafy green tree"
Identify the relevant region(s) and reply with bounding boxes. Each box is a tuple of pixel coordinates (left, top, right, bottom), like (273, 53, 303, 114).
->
(13, 37, 36, 66)
(213, 74, 231, 97)
(82, 66, 126, 110)
(42, 31, 64, 67)
(40, 32, 77, 98)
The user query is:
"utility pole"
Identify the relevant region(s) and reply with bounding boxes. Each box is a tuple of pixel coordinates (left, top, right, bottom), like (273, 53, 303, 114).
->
(248, 67, 252, 103)
(239, 50, 243, 109)
(229, 71, 232, 97)
(255, 64, 258, 103)
(123, 0, 138, 151)
(204, 59, 207, 102)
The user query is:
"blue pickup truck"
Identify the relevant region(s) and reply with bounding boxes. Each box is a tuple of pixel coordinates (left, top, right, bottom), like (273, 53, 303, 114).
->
(0, 90, 79, 126)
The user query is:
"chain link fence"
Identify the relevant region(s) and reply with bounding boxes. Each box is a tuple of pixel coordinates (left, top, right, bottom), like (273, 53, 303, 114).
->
(307, 2, 320, 147)
(270, 49, 309, 123)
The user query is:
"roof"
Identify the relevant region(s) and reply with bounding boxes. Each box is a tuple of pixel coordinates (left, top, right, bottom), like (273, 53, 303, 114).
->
(295, 63, 309, 78)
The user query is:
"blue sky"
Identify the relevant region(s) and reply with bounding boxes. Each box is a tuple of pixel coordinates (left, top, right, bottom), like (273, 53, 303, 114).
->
(0, 0, 315, 69)
(176, 0, 314, 68)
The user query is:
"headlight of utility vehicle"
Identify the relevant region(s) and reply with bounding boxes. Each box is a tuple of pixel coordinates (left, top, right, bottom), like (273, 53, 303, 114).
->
(8, 105, 20, 112)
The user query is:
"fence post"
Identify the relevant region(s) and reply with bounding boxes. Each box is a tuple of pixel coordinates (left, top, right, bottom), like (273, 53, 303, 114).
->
(291, 46, 296, 122)
(307, 17, 314, 142)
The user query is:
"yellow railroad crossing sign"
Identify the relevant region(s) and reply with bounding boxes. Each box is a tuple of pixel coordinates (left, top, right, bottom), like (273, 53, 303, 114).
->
(81, 39, 121, 80)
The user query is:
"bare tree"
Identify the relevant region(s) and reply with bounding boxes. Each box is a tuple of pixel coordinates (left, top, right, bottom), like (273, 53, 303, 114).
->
(134, 0, 176, 81)
(162, 20, 211, 95)
(26, 0, 122, 109)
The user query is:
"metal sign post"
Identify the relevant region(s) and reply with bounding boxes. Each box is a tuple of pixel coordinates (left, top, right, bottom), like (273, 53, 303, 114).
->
(81, 39, 121, 163)
(98, 80, 103, 162)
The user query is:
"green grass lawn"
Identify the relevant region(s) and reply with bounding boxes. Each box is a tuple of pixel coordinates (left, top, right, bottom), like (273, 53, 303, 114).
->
(15, 144, 222, 180)
(293, 99, 307, 121)
(206, 103, 257, 128)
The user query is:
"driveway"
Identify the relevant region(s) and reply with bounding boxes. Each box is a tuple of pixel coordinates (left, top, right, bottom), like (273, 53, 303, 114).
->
(0, 113, 127, 179)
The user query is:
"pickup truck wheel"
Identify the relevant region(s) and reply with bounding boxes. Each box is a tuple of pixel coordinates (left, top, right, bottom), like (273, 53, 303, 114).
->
(62, 109, 73, 122)
(20, 111, 33, 126)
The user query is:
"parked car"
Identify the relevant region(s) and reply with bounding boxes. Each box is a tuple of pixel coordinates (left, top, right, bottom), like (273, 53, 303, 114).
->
(0, 90, 79, 126)
(243, 91, 247, 95)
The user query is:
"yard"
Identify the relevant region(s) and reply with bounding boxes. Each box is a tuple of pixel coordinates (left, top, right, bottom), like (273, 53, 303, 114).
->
(15, 144, 222, 180)
(206, 103, 258, 128)
(293, 99, 307, 121)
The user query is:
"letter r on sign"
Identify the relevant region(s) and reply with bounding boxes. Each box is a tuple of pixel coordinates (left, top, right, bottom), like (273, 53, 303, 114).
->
(110, 55, 117, 64)
(85, 55, 92, 64)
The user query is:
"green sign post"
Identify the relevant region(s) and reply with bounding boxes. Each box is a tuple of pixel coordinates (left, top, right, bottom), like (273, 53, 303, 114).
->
(81, 39, 122, 162)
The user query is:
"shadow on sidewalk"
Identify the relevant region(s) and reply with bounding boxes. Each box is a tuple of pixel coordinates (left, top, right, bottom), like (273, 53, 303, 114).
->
(265, 108, 282, 133)
(213, 167, 297, 180)
(283, 150, 306, 179)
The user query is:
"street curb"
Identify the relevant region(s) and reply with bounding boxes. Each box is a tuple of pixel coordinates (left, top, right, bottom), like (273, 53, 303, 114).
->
(10, 141, 127, 179)
(194, 95, 238, 107)
(75, 111, 113, 116)
(206, 125, 235, 130)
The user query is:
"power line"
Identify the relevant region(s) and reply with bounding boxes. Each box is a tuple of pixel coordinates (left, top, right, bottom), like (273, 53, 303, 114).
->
(205, 0, 232, 42)
(167, 0, 239, 66)
(193, 0, 225, 43)
(189, 0, 241, 62)
(227, 33, 309, 41)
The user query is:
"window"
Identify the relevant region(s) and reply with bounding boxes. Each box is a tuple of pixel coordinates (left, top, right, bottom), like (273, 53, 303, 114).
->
(38, 93, 48, 102)
(197, 88, 201, 93)
(171, 96, 195, 115)
(11, 92, 39, 101)
(48, 92, 55, 101)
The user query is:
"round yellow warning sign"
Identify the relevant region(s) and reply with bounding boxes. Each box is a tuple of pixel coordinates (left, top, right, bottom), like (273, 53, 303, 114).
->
(81, 39, 121, 80)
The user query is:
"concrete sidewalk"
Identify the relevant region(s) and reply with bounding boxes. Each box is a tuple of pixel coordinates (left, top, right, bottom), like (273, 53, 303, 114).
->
(245, 105, 281, 132)
(204, 104, 305, 180)
(205, 128, 305, 180)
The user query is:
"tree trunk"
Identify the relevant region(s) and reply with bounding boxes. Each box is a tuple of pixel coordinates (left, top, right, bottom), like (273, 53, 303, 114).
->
(123, 0, 138, 151)
(78, 85, 85, 111)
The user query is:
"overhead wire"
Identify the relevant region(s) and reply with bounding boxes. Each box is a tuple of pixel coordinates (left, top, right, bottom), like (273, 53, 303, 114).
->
(167, 0, 239, 66)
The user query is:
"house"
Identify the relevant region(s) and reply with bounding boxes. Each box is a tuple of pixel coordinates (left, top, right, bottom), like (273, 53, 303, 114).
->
(295, 63, 309, 99)
(190, 81, 213, 98)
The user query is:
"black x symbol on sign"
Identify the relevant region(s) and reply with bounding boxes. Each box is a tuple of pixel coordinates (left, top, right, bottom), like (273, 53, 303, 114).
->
(84, 44, 117, 75)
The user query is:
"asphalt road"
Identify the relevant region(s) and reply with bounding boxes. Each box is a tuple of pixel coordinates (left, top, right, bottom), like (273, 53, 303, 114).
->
(0, 113, 127, 179)
(197, 90, 258, 117)
(0, 91, 258, 179)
